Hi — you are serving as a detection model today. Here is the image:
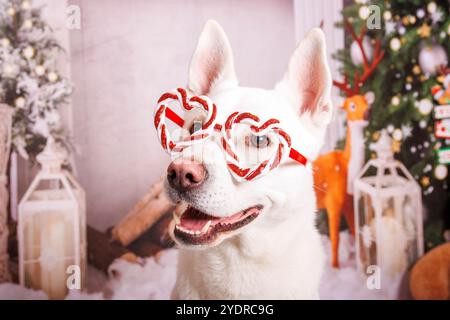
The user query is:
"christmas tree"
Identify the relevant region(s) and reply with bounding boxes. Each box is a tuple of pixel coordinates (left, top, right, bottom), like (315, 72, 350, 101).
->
(334, 0, 450, 249)
(0, 0, 72, 161)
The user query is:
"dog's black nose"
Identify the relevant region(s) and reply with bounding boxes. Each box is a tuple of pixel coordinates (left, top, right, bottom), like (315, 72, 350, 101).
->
(167, 158, 207, 191)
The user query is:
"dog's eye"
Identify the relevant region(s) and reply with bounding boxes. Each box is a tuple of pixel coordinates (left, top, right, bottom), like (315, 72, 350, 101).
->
(250, 134, 270, 149)
(189, 120, 203, 134)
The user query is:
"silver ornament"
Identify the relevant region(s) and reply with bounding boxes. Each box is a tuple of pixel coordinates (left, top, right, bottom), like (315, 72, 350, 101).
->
(418, 44, 448, 75)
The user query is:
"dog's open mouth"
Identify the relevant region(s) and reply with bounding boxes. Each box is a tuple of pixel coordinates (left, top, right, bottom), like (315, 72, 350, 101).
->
(173, 205, 262, 245)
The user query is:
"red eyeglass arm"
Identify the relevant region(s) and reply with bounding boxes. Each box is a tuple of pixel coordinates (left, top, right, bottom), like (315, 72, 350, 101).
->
(165, 107, 185, 127)
(288, 148, 307, 166)
(164, 107, 307, 166)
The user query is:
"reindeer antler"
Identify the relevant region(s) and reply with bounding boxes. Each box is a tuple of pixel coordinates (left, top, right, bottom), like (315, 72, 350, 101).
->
(333, 19, 385, 96)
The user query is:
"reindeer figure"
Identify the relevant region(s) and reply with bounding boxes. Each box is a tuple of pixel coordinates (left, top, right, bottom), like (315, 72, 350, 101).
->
(314, 20, 384, 268)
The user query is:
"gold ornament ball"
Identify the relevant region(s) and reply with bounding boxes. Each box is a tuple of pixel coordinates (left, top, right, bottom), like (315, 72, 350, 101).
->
(47, 71, 58, 82)
(402, 16, 409, 26)
(412, 65, 421, 75)
(421, 176, 430, 187)
(372, 131, 380, 141)
(417, 24, 431, 38)
(408, 15, 416, 24)
(392, 140, 402, 153)
(406, 76, 413, 83)
(15, 97, 26, 108)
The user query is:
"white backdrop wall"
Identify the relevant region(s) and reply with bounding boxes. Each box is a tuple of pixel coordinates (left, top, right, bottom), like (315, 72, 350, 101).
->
(294, 0, 346, 153)
(69, 0, 299, 230)
(17, 0, 73, 205)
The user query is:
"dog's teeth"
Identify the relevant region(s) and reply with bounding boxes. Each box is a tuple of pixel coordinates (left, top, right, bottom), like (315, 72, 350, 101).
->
(201, 221, 212, 234)
(194, 230, 200, 235)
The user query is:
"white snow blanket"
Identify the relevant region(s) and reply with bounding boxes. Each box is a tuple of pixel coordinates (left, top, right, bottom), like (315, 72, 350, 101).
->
(0, 232, 405, 300)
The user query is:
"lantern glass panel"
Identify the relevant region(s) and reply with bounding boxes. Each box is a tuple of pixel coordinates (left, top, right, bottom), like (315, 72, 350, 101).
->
(354, 131, 424, 276)
(22, 209, 76, 298)
(356, 191, 377, 271)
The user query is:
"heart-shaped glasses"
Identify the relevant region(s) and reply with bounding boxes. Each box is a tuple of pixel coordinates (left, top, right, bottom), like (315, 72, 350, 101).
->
(154, 88, 307, 181)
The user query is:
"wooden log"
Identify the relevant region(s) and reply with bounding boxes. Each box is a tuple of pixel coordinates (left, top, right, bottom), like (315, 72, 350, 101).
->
(87, 226, 140, 274)
(111, 179, 175, 246)
(147, 213, 175, 248)
(128, 240, 163, 259)
(126, 213, 175, 259)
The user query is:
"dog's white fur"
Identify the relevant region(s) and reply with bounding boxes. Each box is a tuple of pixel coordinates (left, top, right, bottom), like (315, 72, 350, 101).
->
(167, 20, 333, 299)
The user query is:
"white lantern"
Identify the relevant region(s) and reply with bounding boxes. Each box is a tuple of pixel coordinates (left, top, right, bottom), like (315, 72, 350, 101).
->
(18, 138, 86, 299)
(353, 130, 424, 276)
(0, 104, 13, 283)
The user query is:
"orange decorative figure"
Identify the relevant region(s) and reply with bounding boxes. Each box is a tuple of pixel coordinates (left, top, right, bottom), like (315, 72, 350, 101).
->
(314, 20, 384, 268)
(431, 66, 450, 105)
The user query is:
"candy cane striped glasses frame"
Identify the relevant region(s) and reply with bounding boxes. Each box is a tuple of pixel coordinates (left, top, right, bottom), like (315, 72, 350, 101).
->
(154, 88, 308, 181)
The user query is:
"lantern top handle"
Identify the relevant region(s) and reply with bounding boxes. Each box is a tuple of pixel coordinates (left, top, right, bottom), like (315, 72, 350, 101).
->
(36, 137, 66, 173)
(370, 130, 393, 162)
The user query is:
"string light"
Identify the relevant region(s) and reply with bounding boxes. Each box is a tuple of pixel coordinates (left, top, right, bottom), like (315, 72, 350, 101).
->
(427, 2, 437, 14)
(15, 97, 26, 108)
(7, 7, 16, 16)
(359, 6, 370, 20)
(390, 37, 401, 51)
(47, 72, 58, 82)
(23, 46, 35, 59)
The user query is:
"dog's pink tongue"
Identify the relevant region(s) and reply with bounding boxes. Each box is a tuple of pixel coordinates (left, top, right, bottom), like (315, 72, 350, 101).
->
(179, 207, 215, 231)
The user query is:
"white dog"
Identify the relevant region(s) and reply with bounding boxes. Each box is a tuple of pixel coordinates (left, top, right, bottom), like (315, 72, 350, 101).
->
(161, 20, 333, 299)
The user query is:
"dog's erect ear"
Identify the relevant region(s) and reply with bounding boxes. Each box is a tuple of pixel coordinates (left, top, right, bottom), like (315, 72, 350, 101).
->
(188, 20, 237, 96)
(278, 28, 332, 137)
